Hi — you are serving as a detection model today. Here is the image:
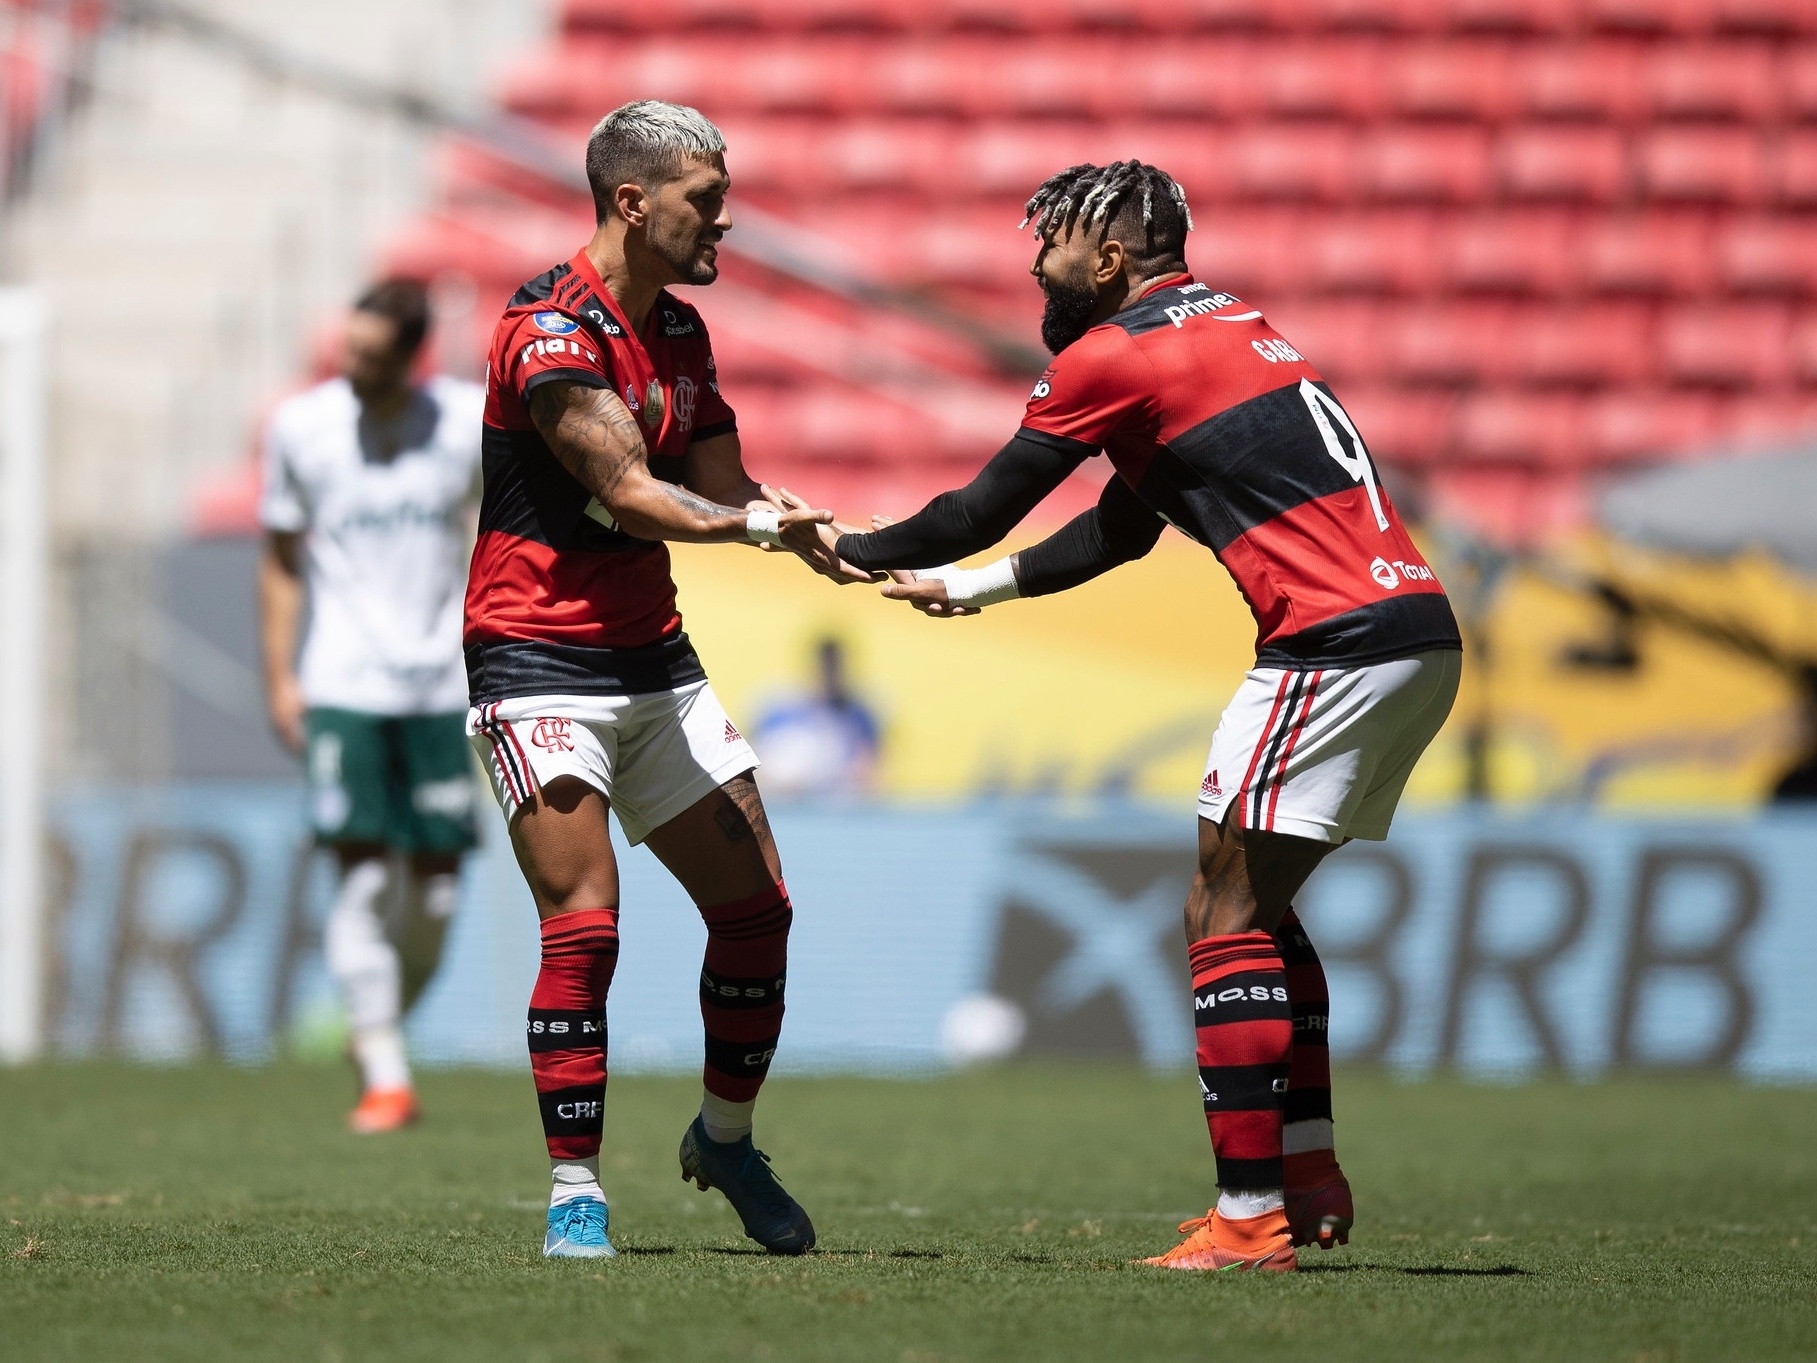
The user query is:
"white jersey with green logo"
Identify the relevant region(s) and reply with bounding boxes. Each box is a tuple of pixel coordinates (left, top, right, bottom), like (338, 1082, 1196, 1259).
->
(260, 375, 483, 715)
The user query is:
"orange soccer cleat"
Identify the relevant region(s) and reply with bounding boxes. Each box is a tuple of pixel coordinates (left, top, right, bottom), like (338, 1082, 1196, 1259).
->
(348, 1087, 419, 1134)
(1138, 1206, 1297, 1273)
(1285, 1150, 1354, 1250)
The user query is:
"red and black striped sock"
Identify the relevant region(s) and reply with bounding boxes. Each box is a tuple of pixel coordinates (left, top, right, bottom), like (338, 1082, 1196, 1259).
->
(528, 907, 619, 1161)
(1275, 908, 1335, 1148)
(698, 881, 791, 1107)
(1189, 930, 1294, 1192)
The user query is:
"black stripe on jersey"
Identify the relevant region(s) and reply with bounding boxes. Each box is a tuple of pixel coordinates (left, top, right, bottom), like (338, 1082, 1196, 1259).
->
(510, 263, 573, 308)
(479, 427, 662, 552)
(522, 366, 611, 397)
(1148, 381, 1370, 552)
(689, 418, 738, 444)
(1257, 598, 1463, 670)
(467, 635, 707, 703)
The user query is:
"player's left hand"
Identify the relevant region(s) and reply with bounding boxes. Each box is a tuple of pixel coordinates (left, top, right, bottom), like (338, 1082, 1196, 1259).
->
(764, 484, 876, 584)
(879, 573, 981, 617)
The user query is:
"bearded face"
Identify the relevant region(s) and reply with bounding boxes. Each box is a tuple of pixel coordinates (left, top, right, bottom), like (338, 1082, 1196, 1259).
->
(1038, 255, 1102, 355)
(643, 157, 730, 286)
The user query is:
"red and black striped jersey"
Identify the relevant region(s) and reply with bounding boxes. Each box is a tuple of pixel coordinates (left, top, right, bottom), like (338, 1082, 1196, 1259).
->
(1019, 274, 1460, 668)
(464, 250, 736, 702)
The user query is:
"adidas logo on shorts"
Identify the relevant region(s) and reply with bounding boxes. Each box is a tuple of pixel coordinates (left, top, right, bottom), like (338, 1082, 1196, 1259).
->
(1201, 769, 1222, 796)
(723, 721, 741, 744)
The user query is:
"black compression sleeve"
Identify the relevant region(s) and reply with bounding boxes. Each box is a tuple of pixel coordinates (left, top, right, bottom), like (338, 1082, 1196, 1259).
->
(835, 430, 1094, 571)
(1011, 474, 1165, 598)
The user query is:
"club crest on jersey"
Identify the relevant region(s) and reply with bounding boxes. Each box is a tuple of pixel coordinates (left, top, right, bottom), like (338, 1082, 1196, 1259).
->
(642, 379, 665, 429)
(532, 311, 580, 335)
(673, 375, 697, 429)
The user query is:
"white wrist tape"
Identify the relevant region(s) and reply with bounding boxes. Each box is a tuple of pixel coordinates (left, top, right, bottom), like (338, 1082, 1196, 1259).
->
(920, 558, 1021, 607)
(745, 506, 784, 546)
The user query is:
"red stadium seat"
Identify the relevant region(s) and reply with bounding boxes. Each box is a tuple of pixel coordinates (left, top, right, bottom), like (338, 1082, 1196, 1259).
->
(1249, 39, 1387, 120)
(1584, 390, 1719, 462)
(1441, 211, 1576, 294)
(1512, 41, 1646, 121)
(1576, 214, 1715, 295)
(1716, 392, 1817, 448)
(1716, 217, 1817, 295)
(1440, 0, 1578, 35)
(1785, 44, 1817, 121)
(1133, 43, 1251, 118)
(1583, 0, 1713, 36)
(1775, 131, 1817, 206)
(1712, 0, 1817, 35)
(958, 121, 1108, 196)
(1269, 300, 1390, 382)
(1637, 127, 1768, 202)
(1658, 302, 1793, 386)
(993, 38, 1126, 117)
(1360, 125, 1492, 203)
(1454, 392, 1588, 466)
(1386, 41, 1515, 121)
(1334, 386, 1455, 469)
(868, 39, 992, 114)
(1505, 304, 1655, 387)
(1642, 42, 1780, 122)
(1305, 211, 1441, 294)
(1227, 124, 1358, 201)
(1498, 125, 1628, 202)
(1790, 314, 1817, 385)
(1388, 302, 1511, 384)
(1190, 210, 1304, 300)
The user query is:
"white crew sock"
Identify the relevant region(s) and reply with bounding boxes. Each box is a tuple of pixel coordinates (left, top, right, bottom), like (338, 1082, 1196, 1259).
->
(550, 1156, 603, 1206)
(699, 1090, 756, 1144)
(324, 857, 411, 1092)
(1283, 1118, 1336, 1155)
(1216, 1187, 1285, 1220)
(352, 1023, 411, 1092)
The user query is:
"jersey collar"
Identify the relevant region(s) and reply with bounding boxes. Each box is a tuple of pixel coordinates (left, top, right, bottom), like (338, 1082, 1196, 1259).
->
(1131, 271, 1194, 304)
(566, 249, 637, 337)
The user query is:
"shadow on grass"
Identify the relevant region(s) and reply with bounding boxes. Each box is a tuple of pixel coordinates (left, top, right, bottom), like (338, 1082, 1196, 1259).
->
(622, 1246, 946, 1260)
(1300, 1263, 1529, 1276)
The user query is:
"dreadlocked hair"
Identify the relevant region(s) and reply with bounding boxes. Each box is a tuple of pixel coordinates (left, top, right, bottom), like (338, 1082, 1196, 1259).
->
(1021, 161, 1194, 265)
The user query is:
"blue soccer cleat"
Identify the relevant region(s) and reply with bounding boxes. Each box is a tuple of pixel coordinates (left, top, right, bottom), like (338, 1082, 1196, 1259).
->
(543, 1196, 617, 1259)
(678, 1116, 816, 1255)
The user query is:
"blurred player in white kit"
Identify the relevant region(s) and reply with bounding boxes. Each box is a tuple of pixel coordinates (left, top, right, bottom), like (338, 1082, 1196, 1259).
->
(258, 279, 483, 1132)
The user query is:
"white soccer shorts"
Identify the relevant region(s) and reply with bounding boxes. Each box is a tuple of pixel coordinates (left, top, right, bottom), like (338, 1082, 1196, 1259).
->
(466, 681, 759, 845)
(1197, 648, 1461, 844)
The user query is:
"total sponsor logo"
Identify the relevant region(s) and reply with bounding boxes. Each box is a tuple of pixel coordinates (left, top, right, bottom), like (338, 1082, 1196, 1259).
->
(1368, 555, 1437, 590)
(1194, 984, 1290, 1011)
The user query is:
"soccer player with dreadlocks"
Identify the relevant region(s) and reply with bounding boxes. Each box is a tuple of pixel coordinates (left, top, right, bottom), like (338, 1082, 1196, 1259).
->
(818, 161, 1463, 1272)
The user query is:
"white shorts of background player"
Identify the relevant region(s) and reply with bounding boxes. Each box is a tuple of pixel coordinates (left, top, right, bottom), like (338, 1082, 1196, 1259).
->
(1197, 649, 1462, 845)
(467, 682, 759, 845)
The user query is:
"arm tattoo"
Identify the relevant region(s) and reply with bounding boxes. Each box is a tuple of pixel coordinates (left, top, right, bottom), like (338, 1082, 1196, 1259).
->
(529, 383, 647, 504)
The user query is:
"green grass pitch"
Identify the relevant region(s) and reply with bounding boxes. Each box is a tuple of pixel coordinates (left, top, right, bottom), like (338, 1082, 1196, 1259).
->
(1, 1064, 1813, 1362)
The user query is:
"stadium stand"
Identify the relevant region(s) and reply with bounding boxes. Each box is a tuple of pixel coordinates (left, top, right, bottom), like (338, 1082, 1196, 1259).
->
(0, 1, 98, 206)
(372, 0, 1817, 536)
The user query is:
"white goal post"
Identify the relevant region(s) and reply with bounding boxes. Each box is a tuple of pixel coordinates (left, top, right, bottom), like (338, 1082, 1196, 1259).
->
(0, 286, 47, 1063)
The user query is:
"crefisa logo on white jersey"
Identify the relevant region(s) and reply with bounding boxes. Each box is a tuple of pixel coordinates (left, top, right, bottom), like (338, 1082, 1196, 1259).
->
(533, 311, 579, 335)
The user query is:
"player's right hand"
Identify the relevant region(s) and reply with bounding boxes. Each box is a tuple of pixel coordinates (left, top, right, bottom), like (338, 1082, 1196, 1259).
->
(770, 486, 876, 585)
(268, 674, 307, 754)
